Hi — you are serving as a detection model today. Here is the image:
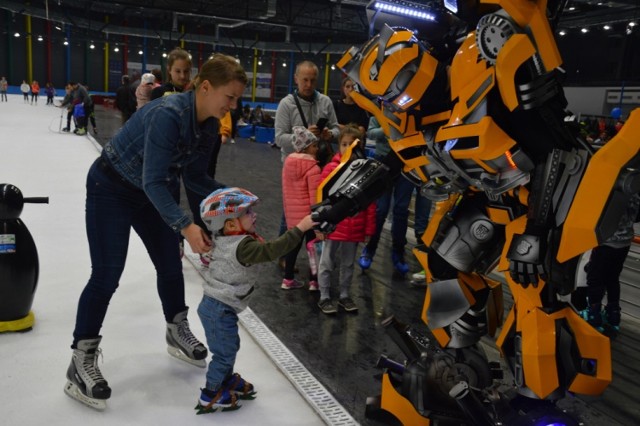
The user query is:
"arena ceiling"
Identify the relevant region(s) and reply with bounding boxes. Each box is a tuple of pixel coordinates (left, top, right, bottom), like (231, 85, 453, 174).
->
(2, 0, 640, 55)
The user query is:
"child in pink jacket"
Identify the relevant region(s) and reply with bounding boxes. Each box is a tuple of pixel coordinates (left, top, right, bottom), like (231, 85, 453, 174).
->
(317, 125, 376, 314)
(281, 126, 321, 290)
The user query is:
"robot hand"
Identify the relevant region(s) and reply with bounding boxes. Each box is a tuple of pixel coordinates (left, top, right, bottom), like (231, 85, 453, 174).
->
(506, 233, 547, 287)
(313, 157, 391, 233)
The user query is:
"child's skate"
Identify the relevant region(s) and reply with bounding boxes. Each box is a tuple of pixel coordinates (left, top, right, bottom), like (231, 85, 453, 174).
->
(195, 387, 241, 414)
(223, 372, 256, 400)
(166, 309, 208, 368)
(63, 337, 111, 410)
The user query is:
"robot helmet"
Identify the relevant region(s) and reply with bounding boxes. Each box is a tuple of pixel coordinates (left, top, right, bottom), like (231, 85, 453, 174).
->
(200, 187, 259, 232)
(338, 24, 441, 112)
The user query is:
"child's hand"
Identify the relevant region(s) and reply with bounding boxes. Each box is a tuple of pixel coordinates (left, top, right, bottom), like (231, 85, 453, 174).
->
(296, 214, 317, 232)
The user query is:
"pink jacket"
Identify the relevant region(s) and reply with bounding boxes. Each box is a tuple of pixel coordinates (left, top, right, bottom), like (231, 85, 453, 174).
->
(320, 153, 376, 242)
(282, 153, 321, 229)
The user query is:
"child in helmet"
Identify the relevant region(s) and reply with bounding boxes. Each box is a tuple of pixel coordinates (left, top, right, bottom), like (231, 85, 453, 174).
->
(195, 187, 316, 413)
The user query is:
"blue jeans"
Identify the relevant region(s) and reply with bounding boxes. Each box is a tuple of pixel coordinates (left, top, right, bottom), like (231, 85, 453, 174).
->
(197, 295, 240, 390)
(366, 175, 414, 256)
(72, 158, 186, 345)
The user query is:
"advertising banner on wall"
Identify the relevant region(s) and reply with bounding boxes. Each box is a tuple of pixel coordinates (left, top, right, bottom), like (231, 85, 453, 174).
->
(244, 72, 272, 99)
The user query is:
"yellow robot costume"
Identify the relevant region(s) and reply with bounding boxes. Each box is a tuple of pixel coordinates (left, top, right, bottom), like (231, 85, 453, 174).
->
(312, 0, 640, 424)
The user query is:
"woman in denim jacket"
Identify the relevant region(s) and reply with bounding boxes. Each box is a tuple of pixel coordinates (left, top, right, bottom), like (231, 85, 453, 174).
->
(64, 54, 248, 411)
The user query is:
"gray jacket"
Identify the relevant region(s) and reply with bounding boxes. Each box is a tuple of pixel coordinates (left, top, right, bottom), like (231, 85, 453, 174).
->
(275, 91, 339, 162)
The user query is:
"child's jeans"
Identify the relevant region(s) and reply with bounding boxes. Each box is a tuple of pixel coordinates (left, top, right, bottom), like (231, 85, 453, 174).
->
(197, 295, 240, 390)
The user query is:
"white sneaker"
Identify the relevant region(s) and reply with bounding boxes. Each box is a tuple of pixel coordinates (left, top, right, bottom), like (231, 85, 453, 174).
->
(411, 270, 426, 281)
(230, 138, 236, 144)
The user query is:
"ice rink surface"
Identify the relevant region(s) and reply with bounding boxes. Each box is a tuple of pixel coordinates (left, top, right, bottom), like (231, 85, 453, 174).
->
(0, 94, 327, 425)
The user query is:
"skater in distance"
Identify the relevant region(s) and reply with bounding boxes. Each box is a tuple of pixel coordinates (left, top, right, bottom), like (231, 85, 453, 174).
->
(64, 53, 248, 411)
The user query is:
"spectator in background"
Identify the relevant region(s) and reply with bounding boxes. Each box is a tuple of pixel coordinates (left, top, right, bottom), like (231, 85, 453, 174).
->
(115, 75, 136, 124)
(273, 60, 339, 270)
(71, 81, 97, 135)
(275, 60, 339, 167)
(151, 68, 162, 89)
(45, 82, 56, 105)
(333, 77, 369, 136)
(359, 115, 414, 275)
(135, 73, 156, 110)
(281, 126, 322, 290)
(0, 76, 8, 102)
(582, 194, 640, 338)
(30, 80, 40, 105)
(151, 48, 192, 100)
(250, 105, 265, 126)
(20, 80, 30, 103)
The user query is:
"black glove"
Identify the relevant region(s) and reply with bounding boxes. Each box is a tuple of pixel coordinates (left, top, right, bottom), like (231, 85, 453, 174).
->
(506, 233, 547, 287)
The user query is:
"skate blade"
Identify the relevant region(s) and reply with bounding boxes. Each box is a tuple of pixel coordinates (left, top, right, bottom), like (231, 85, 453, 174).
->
(195, 402, 242, 414)
(166, 346, 206, 368)
(236, 392, 257, 400)
(64, 381, 107, 411)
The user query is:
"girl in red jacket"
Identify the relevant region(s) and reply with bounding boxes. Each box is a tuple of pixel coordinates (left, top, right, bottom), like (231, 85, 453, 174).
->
(281, 126, 322, 290)
(317, 125, 376, 314)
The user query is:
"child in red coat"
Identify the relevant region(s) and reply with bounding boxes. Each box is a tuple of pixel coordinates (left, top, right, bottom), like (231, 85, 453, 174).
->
(281, 126, 322, 290)
(317, 125, 376, 314)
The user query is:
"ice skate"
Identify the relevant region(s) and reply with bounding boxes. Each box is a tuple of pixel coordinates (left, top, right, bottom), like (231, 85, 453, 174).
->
(166, 309, 208, 368)
(223, 372, 256, 400)
(195, 387, 241, 414)
(64, 337, 111, 410)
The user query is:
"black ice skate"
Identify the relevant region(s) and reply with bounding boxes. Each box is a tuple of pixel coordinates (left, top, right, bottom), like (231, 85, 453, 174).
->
(64, 337, 111, 410)
(166, 309, 208, 368)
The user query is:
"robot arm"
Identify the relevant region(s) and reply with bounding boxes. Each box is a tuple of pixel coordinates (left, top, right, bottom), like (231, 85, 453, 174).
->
(312, 149, 393, 233)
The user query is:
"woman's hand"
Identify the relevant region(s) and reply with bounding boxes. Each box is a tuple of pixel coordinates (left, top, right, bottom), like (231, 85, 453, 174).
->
(181, 223, 212, 254)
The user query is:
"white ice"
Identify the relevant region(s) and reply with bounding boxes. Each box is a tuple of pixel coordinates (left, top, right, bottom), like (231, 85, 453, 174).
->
(0, 94, 326, 425)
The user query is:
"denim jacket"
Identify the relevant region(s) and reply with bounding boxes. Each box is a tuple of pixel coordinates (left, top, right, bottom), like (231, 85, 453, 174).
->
(103, 90, 223, 232)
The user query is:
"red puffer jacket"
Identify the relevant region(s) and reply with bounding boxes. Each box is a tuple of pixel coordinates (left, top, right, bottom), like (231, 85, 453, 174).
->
(282, 153, 321, 229)
(320, 153, 376, 242)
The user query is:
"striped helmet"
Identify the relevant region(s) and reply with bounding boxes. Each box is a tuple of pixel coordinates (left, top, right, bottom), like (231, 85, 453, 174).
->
(200, 187, 259, 232)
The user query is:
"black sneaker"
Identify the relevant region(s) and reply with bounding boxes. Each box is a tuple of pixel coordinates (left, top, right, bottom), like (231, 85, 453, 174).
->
(318, 298, 337, 315)
(338, 297, 358, 313)
(62, 127, 70, 132)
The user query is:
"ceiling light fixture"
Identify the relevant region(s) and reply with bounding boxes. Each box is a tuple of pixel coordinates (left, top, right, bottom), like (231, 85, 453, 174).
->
(559, 30, 566, 36)
(282, 62, 287, 67)
(373, 1, 436, 21)
(114, 46, 119, 52)
(37, 35, 43, 41)
(603, 25, 611, 30)
(581, 28, 588, 33)
(14, 32, 20, 37)
(258, 60, 262, 66)
(89, 42, 95, 49)
(162, 52, 167, 58)
(138, 50, 143, 55)
(63, 39, 69, 45)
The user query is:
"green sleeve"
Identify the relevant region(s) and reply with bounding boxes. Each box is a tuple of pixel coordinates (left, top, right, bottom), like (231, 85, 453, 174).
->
(236, 227, 304, 265)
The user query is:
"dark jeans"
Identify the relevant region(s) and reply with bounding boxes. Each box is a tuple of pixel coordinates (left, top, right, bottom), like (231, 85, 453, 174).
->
(586, 244, 630, 307)
(413, 188, 432, 239)
(284, 229, 317, 280)
(366, 175, 414, 256)
(72, 158, 186, 346)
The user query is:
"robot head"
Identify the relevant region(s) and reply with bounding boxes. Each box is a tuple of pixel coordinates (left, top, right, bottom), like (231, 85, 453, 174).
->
(338, 24, 442, 113)
(200, 187, 259, 232)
